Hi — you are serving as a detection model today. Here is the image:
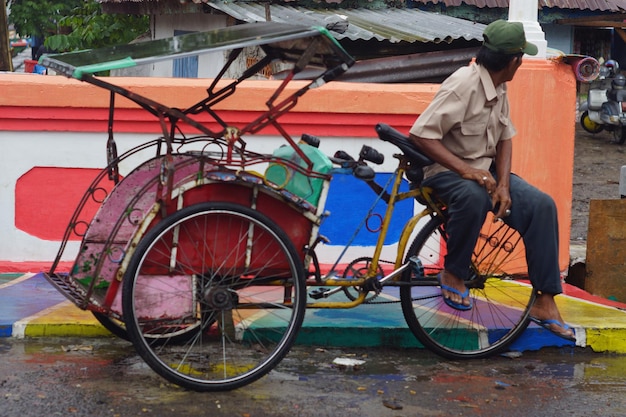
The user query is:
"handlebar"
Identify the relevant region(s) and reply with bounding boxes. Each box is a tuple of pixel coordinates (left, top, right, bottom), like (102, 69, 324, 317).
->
(303, 123, 434, 182)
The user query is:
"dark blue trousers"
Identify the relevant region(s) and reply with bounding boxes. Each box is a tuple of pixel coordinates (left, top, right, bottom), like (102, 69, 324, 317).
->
(423, 170, 563, 295)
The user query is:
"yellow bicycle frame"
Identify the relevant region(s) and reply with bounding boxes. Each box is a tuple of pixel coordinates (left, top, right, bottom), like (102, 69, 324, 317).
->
(306, 155, 443, 309)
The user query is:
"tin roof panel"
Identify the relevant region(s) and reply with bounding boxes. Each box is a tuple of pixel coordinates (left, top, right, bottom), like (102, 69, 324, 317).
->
(99, 0, 626, 12)
(409, 0, 626, 12)
(206, 2, 486, 44)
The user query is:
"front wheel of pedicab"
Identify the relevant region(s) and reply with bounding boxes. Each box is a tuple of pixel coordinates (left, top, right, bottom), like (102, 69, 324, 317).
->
(399, 213, 535, 360)
(122, 202, 307, 391)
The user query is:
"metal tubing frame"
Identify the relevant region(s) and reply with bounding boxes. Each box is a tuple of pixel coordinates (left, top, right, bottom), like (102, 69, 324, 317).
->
(305, 157, 442, 309)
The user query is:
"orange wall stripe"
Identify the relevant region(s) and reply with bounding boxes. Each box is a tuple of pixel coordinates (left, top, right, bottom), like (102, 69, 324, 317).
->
(0, 60, 577, 271)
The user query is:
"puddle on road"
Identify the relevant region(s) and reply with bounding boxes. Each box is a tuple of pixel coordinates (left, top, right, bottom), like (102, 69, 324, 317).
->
(275, 347, 442, 378)
(5, 339, 626, 390)
(3, 340, 626, 416)
(271, 345, 626, 399)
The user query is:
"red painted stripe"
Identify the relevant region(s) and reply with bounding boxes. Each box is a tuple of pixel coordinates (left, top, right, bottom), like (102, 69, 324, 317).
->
(0, 106, 416, 137)
(15, 167, 116, 241)
(562, 284, 626, 310)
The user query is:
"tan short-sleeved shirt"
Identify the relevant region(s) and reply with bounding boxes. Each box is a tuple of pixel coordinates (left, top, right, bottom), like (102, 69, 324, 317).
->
(409, 63, 517, 178)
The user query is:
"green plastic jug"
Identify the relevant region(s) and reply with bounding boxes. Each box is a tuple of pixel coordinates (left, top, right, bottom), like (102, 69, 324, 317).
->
(265, 143, 332, 206)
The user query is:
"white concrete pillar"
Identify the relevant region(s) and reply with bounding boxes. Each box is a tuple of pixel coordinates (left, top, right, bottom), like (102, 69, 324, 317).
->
(619, 166, 626, 198)
(508, 0, 547, 59)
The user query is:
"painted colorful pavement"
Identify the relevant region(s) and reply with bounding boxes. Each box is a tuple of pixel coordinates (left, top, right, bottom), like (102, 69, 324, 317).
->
(2, 272, 626, 354)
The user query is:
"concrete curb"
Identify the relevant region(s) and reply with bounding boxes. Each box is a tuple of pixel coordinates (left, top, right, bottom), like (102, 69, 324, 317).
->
(2, 271, 626, 354)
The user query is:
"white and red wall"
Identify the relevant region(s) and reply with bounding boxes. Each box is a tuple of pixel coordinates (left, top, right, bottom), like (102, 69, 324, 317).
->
(0, 60, 576, 273)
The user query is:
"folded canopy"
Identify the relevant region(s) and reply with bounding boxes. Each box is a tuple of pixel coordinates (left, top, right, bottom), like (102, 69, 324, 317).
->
(39, 22, 354, 79)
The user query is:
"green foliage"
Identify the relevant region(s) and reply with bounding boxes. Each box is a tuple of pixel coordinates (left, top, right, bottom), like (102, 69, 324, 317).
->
(9, 0, 82, 38)
(45, 0, 149, 51)
(9, 0, 149, 52)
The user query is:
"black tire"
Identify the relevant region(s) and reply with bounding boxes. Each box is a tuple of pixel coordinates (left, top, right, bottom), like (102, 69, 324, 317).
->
(400, 214, 535, 360)
(92, 311, 129, 341)
(122, 202, 306, 391)
(580, 110, 604, 134)
(93, 305, 208, 345)
(613, 125, 626, 144)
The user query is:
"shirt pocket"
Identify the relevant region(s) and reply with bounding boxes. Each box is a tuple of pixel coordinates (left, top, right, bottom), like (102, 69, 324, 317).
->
(461, 122, 486, 137)
(456, 122, 488, 157)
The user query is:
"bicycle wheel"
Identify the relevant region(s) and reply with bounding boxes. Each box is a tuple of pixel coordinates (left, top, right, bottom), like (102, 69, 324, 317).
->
(122, 202, 306, 391)
(93, 310, 208, 344)
(92, 311, 129, 341)
(400, 213, 535, 359)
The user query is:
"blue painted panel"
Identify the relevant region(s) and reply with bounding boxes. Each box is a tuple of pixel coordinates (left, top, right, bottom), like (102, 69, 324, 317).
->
(319, 173, 413, 246)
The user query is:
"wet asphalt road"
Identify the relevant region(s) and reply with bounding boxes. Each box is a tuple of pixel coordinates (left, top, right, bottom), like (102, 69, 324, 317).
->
(1, 337, 626, 417)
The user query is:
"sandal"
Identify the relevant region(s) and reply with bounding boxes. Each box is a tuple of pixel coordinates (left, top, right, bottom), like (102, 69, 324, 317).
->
(437, 273, 472, 311)
(529, 316, 576, 342)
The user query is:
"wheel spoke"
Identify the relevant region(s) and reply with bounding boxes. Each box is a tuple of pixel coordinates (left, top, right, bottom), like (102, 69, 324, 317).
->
(122, 202, 305, 391)
(400, 214, 534, 359)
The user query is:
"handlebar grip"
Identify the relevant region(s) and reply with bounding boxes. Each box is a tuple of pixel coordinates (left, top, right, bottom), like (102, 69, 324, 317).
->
(354, 164, 375, 180)
(301, 133, 320, 148)
(359, 145, 384, 165)
(333, 150, 355, 161)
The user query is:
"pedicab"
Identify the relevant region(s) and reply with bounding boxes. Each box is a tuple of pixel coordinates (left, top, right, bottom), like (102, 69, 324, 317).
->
(41, 22, 356, 390)
(40, 21, 535, 392)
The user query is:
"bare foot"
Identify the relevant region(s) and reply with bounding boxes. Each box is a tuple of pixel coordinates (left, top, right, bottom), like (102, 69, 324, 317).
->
(439, 270, 471, 308)
(529, 292, 574, 339)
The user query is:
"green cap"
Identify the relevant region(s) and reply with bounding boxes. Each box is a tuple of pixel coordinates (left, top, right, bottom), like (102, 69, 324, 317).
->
(482, 20, 538, 56)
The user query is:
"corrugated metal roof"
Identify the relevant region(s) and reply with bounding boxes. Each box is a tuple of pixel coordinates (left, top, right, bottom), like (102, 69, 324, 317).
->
(100, 0, 626, 12)
(412, 0, 507, 6)
(206, 2, 485, 44)
(410, 0, 626, 12)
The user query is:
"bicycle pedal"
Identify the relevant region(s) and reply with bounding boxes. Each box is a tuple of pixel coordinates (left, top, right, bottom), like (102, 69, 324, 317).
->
(409, 256, 425, 279)
(309, 288, 330, 299)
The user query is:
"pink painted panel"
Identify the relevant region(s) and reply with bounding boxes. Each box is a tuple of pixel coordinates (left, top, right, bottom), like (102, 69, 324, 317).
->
(132, 275, 194, 321)
(71, 154, 220, 311)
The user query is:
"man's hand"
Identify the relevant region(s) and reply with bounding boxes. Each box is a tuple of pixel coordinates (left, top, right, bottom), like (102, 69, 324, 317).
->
(462, 169, 511, 220)
(409, 136, 512, 220)
(461, 169, 496, 194)
(491, 186, 512, 221)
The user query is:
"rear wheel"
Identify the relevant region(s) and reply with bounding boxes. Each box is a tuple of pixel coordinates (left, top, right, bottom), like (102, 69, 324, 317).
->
(400, 213, 535, 359)
(580, 110, 603, 134)
(122, 202, 306, 391)
(613, 125, 626, 144)
(92, 312, 129, 341)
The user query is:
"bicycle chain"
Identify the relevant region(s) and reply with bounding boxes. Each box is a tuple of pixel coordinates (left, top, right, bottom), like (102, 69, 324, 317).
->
(358, 258, 400, 304)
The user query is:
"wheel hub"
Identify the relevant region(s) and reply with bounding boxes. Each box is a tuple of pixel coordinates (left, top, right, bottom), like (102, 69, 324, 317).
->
(204, 287, 237, 310)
